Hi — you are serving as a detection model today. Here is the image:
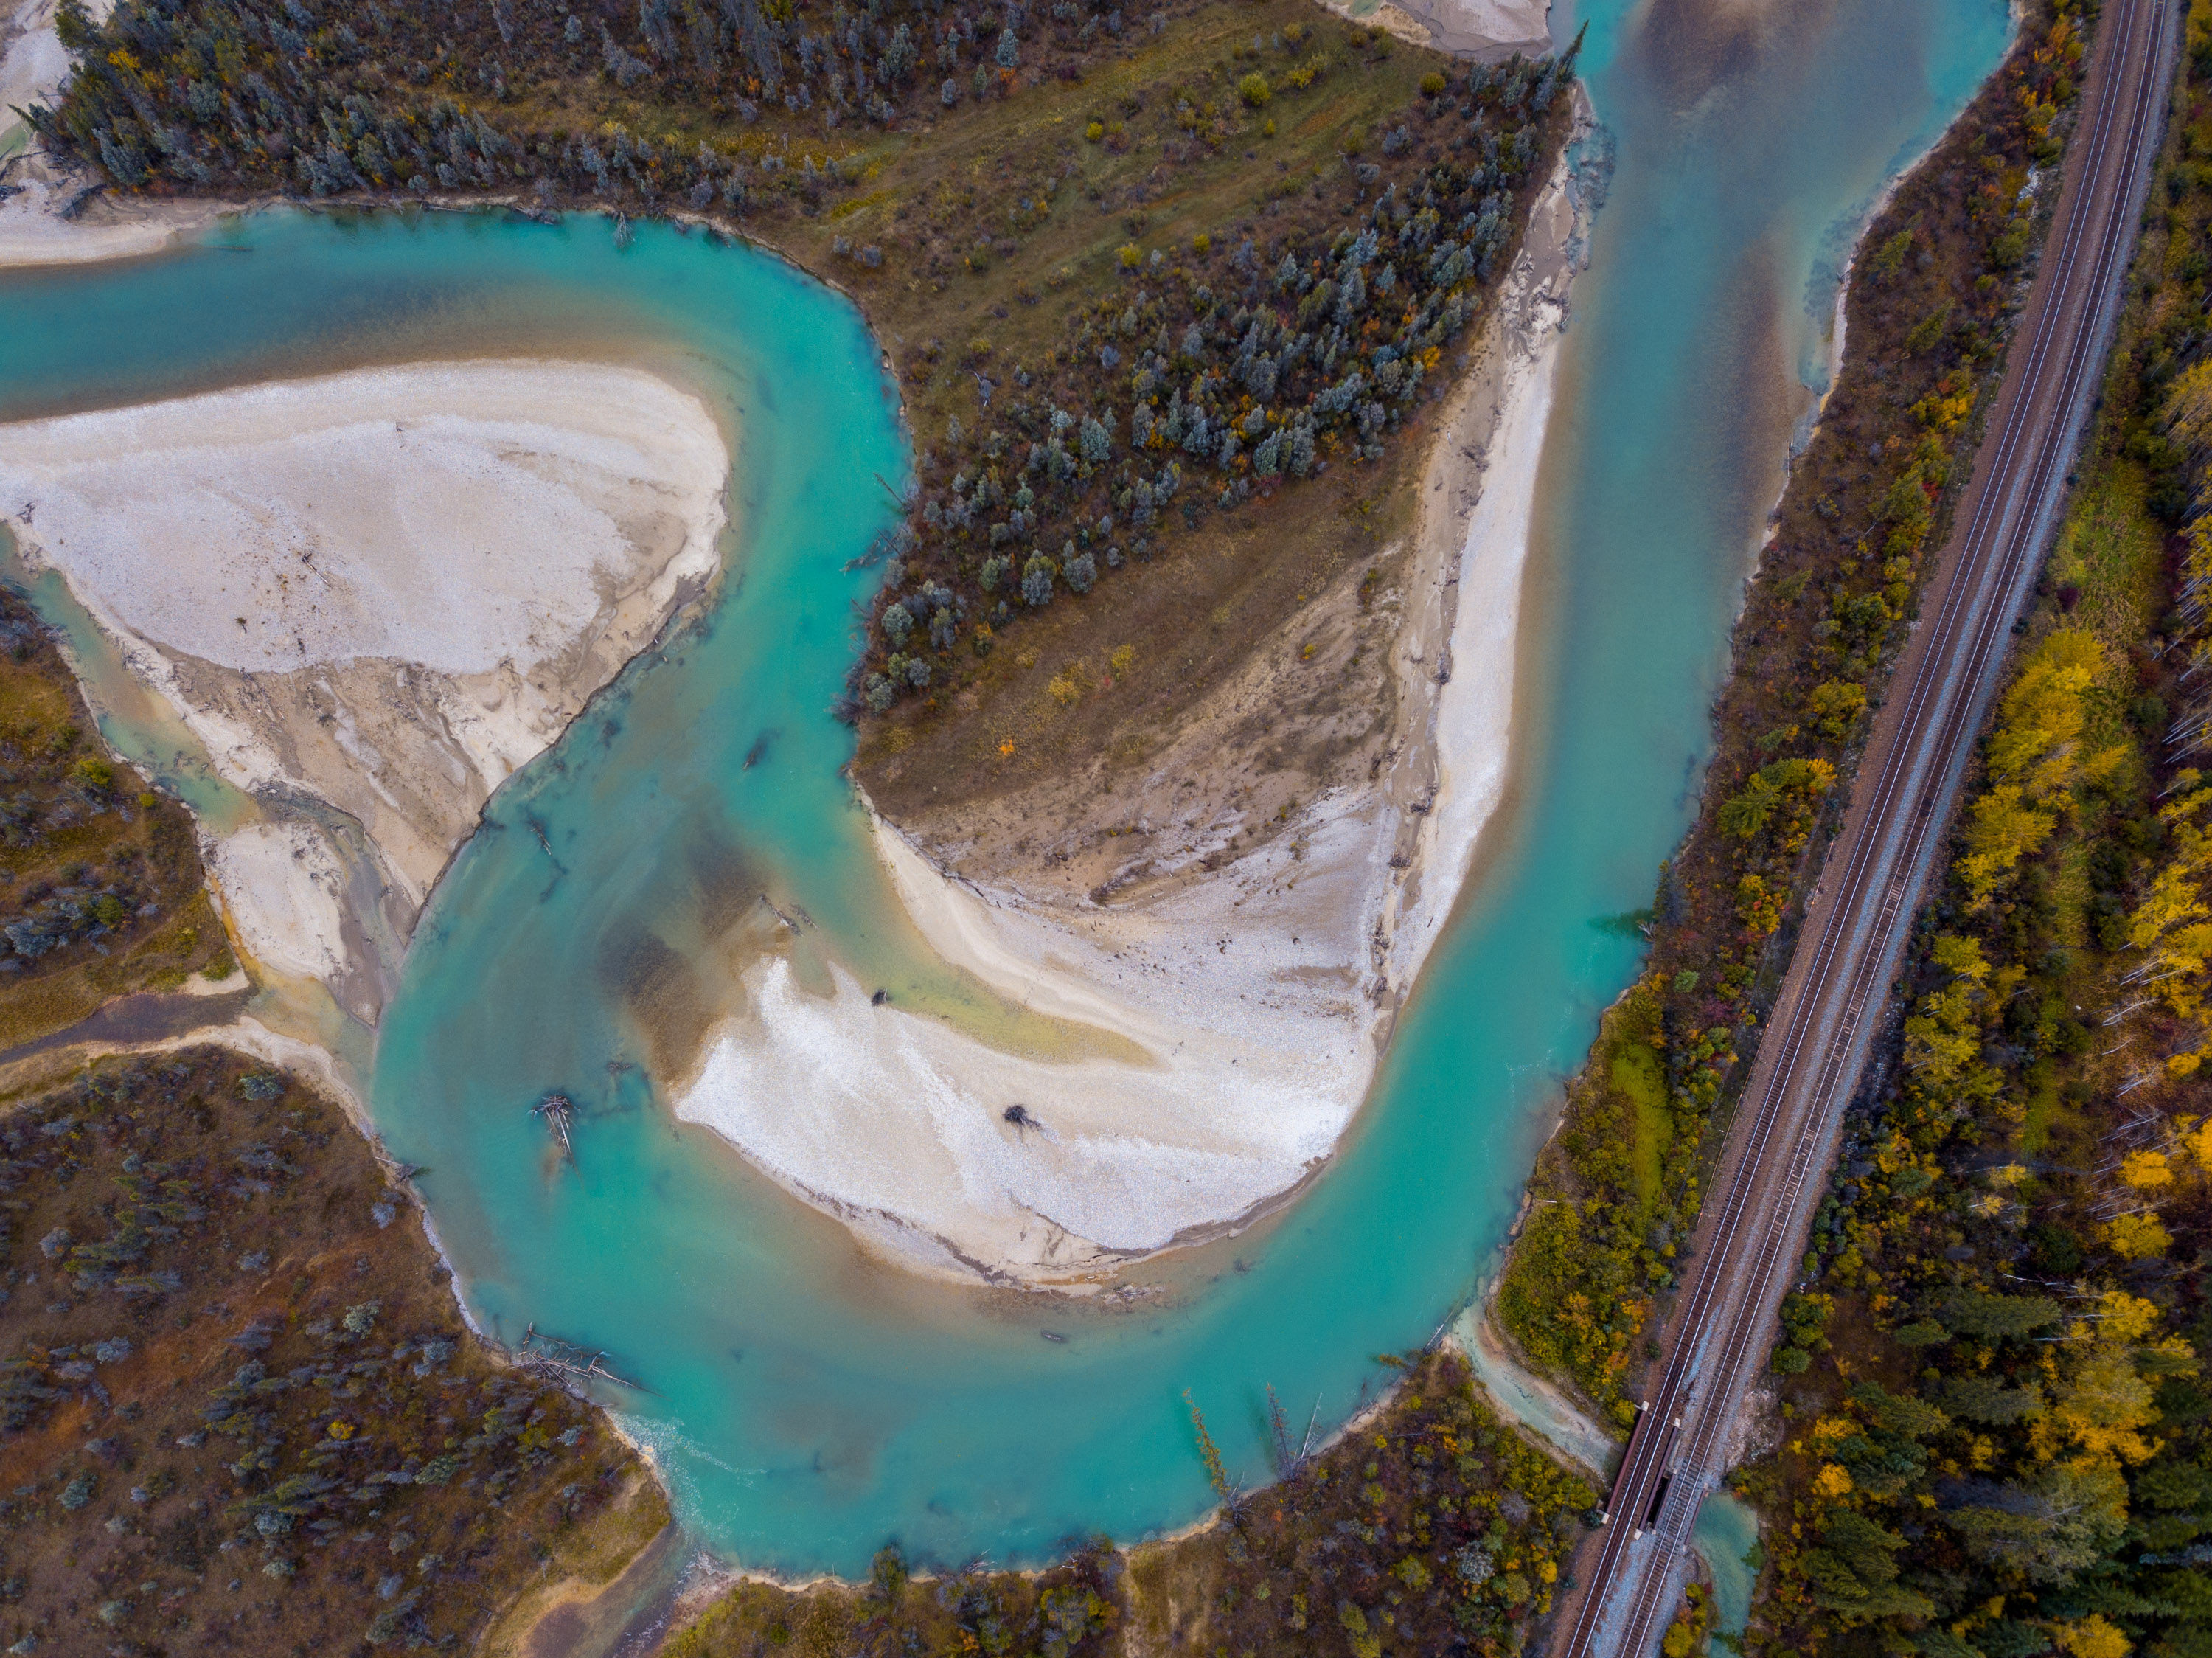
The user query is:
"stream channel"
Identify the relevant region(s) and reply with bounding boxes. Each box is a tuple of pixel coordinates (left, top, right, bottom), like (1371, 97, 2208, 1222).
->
(0, 0, 2009, 1578)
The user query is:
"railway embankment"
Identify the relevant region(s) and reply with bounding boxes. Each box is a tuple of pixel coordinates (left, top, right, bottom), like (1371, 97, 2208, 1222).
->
(1492, 0, 2101, 1437)
(1726, 5, 2212, 1656)
(1543, 0, 2180, 1648)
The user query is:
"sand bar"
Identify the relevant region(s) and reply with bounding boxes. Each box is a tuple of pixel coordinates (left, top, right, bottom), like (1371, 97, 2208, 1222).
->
(674, 128, 1590, 1286)
(0, 359, 730, 1016)
(0, 0, 69, 149)
(1334, 0, 1552, 60)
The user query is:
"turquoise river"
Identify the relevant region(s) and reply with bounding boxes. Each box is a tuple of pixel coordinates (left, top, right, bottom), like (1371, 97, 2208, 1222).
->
(0, 0, 2009, 1578)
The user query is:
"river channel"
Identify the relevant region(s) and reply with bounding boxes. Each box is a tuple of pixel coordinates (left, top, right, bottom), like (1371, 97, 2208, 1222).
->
(0, 0, 2009, 1575)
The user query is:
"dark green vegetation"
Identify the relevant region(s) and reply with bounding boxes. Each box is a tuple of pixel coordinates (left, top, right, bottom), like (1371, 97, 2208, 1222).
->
(0, 586, 232, 1053)
(854, 8, 1572, 815)
(663, 1350, 1594, 1658)
(1494, 0, 2089, 1427)
(841, 38, 1563, 704)
(1731, 7, 2212, 1655)
(0, 1047, 662, 1653)
(669, 1542, 1125, 1658)
(25, 0, 1571, 803)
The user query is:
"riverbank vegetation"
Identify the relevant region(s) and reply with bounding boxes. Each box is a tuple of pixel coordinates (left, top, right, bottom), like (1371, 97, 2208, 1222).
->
(25, 0, 1573, 830)
(850, 23, 1570, 824)
(1491, 0, 2093, 1430)
(0, 1045, 661, 1653)
(663, 1347, 1594, 1658)
(1731, 12, 2212, 1655)
(0, 584, 232, 1054)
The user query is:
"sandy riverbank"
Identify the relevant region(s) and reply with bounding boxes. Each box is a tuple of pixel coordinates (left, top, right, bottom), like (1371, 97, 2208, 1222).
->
(1356, 0, 1552, 60)
(0, 0, 69, 153)
(0, 177, 229, 268)
(0, 359, 730, 1018)
(673, 111, 1593, 1287)
(0, 0, 227, 269)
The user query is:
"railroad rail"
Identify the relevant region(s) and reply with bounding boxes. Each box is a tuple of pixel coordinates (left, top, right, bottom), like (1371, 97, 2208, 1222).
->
(1554, 1, 2175, 1650)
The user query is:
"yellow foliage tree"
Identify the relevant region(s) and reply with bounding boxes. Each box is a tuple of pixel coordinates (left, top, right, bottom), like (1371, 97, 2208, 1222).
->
(1911, 375, 1976, 435)
(2121, 776, 2212, 1066)
(2128, 855, 2212, 952)
(2107, 1212, 2172, 1261)
(1736, 873, 1783, 937)
(2052, 1348, 2162, 1464)
(1957, 785, 2059, 906)
(1903, 938, 2009, 1097)
(1902, 987, 1982, 1084)
(2100, 1290, 2163, 1343)
(2166, 358, 2212, 455)
(2058, 1616, 2132, 1658)
(1958, 633, 2122, 906)
(1986, 631, 2101, 786)
(2150, 923, 2212, 1022)
(1933, 934, 1991, 980)
(1806, 679, 1868, 738)
(2119, 1149, 2174, 1190)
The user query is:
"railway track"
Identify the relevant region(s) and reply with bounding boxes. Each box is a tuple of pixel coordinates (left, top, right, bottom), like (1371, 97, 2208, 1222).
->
(1554, 1, 2175, 1651)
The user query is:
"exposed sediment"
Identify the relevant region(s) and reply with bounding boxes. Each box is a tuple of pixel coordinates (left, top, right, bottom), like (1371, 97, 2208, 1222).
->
(670, 114, 1595, 1286)
(0, 359, 730, 1018)
(1381, 0, 1554, 60)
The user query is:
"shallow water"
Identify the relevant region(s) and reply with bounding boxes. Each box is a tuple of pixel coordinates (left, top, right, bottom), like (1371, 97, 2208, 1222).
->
(1693, 1490, 1761, 1638)
(0, 0, 2008, 1576)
